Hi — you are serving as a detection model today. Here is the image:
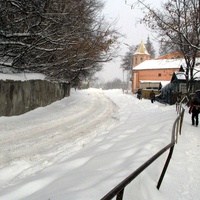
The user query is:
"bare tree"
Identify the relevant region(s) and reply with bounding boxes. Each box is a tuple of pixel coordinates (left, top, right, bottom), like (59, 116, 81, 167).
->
(127, 0, 200, 93)
(0, 0, 120, 85)
(104, 78, 123, 89)
(121, 46, 135, 71)
(159, 41, 179, 56)
(145, 36, 156, 59)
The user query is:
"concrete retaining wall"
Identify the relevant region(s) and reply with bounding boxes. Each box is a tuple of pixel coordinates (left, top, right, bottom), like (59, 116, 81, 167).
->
(0, 80, 70, 116)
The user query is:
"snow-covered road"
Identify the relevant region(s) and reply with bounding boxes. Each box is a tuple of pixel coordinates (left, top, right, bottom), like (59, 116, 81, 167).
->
(0, 89, 118, 189)
(1, 89, 200, 200)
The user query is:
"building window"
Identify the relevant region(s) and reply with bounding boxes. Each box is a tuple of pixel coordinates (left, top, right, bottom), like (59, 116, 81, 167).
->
(158, 73, 162, 77)
(180, 83, 187, 93)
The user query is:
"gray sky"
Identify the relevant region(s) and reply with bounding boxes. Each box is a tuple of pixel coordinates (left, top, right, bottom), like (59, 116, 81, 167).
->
(97, 0, 160, 82)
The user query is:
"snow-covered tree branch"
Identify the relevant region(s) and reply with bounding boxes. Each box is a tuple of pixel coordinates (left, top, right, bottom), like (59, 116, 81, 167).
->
(0, 0, 120, 84)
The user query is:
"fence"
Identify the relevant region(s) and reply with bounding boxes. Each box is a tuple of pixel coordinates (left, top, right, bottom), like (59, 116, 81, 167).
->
(101, 105, 185, 200)
(0, 79, 70, 116)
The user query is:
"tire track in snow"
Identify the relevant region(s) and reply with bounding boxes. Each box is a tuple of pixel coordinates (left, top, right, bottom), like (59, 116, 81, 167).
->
(0, 89, 118, 189)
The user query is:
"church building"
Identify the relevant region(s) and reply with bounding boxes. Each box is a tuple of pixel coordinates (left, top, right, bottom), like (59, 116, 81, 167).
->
(132, 40, 182, 93)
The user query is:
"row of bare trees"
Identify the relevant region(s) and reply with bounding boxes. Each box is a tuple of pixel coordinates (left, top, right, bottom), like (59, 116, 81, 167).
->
(128, 0, 200, 93)
(0, 0, 120, 85)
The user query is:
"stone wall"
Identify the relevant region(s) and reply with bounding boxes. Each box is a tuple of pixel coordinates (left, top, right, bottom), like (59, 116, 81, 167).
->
(0, 80, 70, 116)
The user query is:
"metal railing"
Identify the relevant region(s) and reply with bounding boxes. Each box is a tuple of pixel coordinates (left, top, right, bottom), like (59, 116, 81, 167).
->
(101, 106, 185, 200)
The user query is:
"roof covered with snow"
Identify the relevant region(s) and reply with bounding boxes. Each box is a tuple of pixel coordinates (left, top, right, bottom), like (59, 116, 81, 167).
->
(133, 59, 187, 70)
(139, 80, 170, 86)
(174, 71, 186, 80)
(173, 69, 200, 80)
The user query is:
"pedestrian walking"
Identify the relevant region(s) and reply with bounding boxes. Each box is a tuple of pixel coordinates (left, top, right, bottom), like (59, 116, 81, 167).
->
(150, 90, 155, 103)
(189, 98, 200, 127)
(136, 89, 142, 100)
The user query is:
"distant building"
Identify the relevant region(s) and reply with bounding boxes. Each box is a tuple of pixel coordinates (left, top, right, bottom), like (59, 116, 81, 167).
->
(156, 63, 200, 104)
(131, 40, 200, 102)
(132, 41, 188, 93)
(132, 58, 184, 91)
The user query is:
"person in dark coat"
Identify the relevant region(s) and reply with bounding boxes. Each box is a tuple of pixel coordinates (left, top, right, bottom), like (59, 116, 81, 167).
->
(150, 90, 155, 103)
(189, 98, 200, 126)
(136, 89, 142, 100)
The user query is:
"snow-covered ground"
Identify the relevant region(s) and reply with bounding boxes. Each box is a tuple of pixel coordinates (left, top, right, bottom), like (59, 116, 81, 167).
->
(0, 88, 199, 200)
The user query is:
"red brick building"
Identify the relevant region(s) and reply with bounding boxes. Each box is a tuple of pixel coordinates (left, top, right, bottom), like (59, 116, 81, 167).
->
(132, 41, 185, 92)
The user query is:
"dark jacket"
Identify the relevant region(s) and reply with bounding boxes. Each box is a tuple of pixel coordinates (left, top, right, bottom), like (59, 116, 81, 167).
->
(150, 91, 155, 100)
(189, 101, 200, 114)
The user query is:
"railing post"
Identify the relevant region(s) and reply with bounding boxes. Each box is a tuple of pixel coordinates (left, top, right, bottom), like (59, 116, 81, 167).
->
(116, 189, 124, 200)
(176, 118, 180, 143)
(179, 108, 185, 135)
(157, 146, 174, 190)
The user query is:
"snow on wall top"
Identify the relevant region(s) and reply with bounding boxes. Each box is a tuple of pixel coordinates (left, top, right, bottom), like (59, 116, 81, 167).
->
(0, 73, 46, 81)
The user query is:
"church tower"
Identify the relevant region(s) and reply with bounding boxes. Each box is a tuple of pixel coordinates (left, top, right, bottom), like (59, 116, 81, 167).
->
(132, 40, 150, 92)
(133, 40, 150, 67)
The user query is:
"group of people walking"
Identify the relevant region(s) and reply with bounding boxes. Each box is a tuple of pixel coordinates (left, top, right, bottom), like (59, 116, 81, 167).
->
(135, 89, 156, 103)
(136, 88, 200, 126)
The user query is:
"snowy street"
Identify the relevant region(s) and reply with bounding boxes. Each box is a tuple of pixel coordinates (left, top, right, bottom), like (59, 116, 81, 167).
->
(0, 89, 118, 189)
(0, 89, 200, 200)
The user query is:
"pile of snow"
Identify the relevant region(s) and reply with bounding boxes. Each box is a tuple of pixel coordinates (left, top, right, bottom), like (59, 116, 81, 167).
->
(0, 88, 199, 200)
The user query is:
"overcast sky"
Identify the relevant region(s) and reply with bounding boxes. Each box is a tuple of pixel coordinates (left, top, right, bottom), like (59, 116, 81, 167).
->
(97, 0, 160, 82)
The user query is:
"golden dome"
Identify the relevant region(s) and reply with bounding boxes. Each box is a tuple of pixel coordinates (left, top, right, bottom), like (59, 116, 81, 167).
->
(134, 40, 150, 55)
